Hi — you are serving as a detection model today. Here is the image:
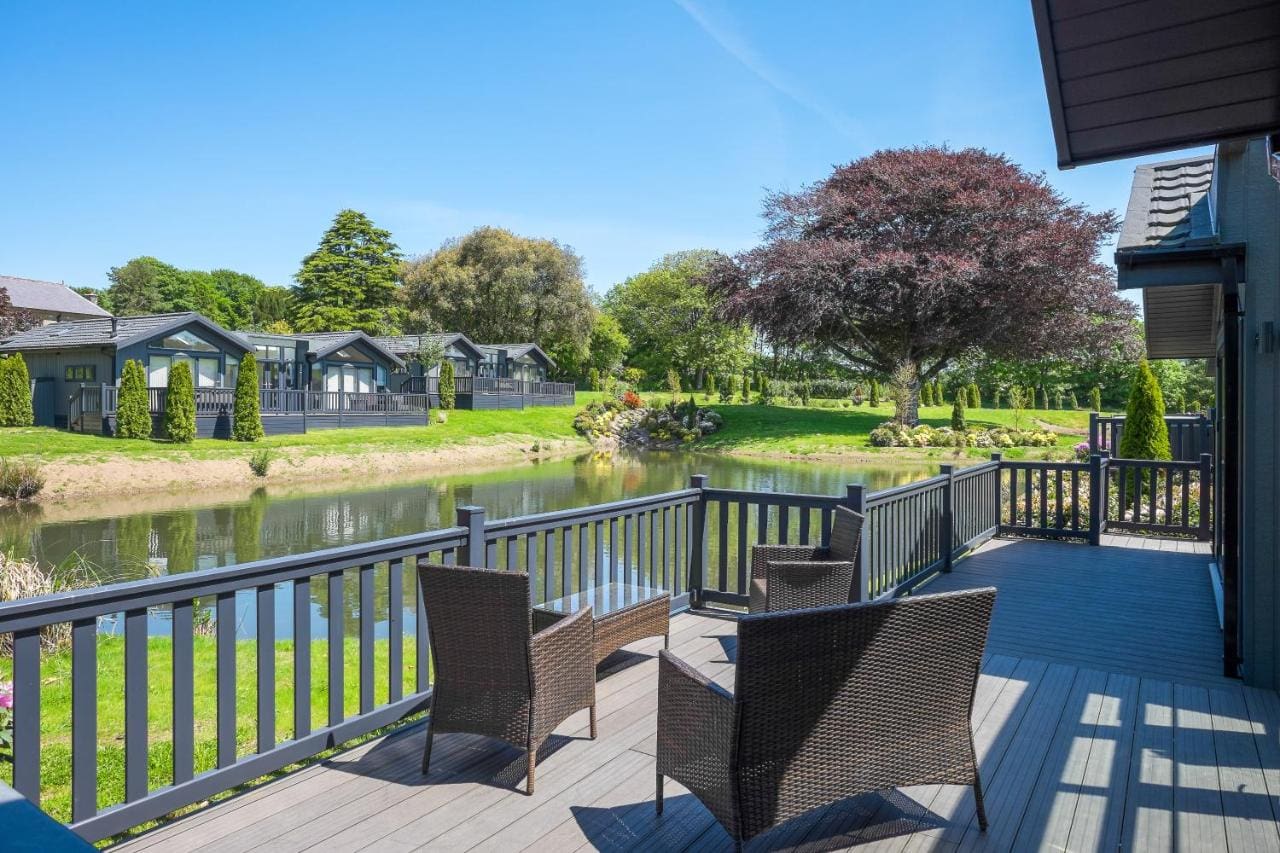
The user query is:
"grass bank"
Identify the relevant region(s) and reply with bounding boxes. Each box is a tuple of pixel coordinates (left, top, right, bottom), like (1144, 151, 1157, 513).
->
(0, 632, 426, 840)
(0, 396, 1096, 501)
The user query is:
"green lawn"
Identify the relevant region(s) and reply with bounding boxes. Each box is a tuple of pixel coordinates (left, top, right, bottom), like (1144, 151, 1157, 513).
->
(0, 632, 426, 837)
(0, 403, 586, 464)
(0, 395, 1093, 468)
(695, 402, 1091, 458)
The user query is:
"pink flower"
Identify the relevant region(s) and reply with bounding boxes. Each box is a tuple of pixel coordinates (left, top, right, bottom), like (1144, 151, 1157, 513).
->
(0, 681, 12, 710)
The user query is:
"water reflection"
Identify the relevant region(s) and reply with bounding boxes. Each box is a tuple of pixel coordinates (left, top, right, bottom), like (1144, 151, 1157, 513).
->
(1, 451, 940, 639)
(1, 451, 937, 583)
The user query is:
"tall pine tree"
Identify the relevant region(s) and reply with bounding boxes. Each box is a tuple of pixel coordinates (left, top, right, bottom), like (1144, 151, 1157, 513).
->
(294, 209, 403, 335)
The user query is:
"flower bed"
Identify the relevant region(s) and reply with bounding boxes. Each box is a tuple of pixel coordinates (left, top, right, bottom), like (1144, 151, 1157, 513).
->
(574, 396, 722, 449)
(869, 421, 1057, 448)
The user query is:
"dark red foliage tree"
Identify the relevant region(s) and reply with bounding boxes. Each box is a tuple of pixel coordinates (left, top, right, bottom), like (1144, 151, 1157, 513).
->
(0, 287, 34, 338)
(705, 146, 1136, 425)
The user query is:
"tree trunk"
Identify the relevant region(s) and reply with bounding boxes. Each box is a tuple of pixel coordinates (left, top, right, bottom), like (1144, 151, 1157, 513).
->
(892, 360, 922, 426)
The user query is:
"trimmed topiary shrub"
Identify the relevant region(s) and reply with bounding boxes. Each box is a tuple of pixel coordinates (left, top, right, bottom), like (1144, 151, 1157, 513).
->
(1053, 390, 1063, 410)
(1091, 386, 1102, 413)
(232, 352, 264, 442)
(115, 359, 152, 439)
(1119, 360, 1171, 461)
(705, 372, 717, 402)
(438, 361, 456, 410)
(588, 367, 601, 392)
(164, 360, 197, 444)
(798, 379, 810, 406)
(951, 392, 966, 431)
(1068, 391, 1079, 410)
(0, 354, 34, 427)
(868, 379, 880, 407)
(968, 383, 981, 410)
(740, 374, 750, 403)
(920, 382, 934, 407)
(1037, 387, 1049, 410)
(992, 388, 1003, 410)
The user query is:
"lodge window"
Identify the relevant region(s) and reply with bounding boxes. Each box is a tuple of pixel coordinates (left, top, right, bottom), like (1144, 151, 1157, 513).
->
(64, 365, 96, 382)
(149, 330, 220, 352)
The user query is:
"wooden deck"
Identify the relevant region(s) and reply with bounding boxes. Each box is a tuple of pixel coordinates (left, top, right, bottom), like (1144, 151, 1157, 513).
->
(113, 538, 1280, 852)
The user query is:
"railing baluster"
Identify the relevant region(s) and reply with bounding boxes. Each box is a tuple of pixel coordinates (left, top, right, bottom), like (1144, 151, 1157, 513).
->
(717, 501, 729, 592)
(648, 511, 658, 585)
(216, 593, 237, 768)
(1149, 466, 1158, 525)
(578, 523, 589, 591)
(257, 584, 276, 753)
(124, 608, 149, 803)
(506, 537, 518, 572)
(737, 501, 748, 594)
(560, 526, 571, 596)
(328, 571, 344, 726)
(1008, 467, 1018, 527)
(1023, 467, 1033, 529)
(820, 507, 832, 546)
(72, 618, 98, 823)
(1182, 469, 1192, 529)
(779, 504, 790, 544)
(799, 506, 811, 544)
(293, 579, 312, 739)
(1054, 469, 1064, 530)
(388, 560, 403, 704)
(594, 519, 605, 587)
(660, 507, 670, 589)
(1164, 465, 1173, 526)
(1071, 469, 1080, 531)
(12, 627, 40, 802)
(415, 558, 430, 694)
(757, 503, 768, 545)
(359, 564, 375, 714)
(608, 517, 619, 586)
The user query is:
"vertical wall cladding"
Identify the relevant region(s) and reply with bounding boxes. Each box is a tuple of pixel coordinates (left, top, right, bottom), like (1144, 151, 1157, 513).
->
(21, 349, 114, 420)
(1219, 140, 1280, 688)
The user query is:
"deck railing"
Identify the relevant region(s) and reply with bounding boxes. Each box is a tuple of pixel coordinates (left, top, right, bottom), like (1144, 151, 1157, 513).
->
(998, 452, 1212, 543)
(1090, 412, 1213, 461)
(0, 455, 1211, 841)
(72, 385, 428, 419)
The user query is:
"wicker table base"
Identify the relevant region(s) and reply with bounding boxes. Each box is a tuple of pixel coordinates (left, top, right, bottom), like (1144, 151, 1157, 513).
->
(534, 583, 671, 664)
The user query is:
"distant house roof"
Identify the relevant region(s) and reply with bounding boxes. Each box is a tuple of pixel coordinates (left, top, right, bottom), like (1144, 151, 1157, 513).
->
(478, 343, 555, 366)
(373, 332, 484, 361)
(1117, 154, 1217, 254)
(0, 312, 250, 354)
(0, 275, 111, 318)
(1030, 1, 1280, 168)
(291, 331, 405, 368)
(1114, 153, 1236, 360)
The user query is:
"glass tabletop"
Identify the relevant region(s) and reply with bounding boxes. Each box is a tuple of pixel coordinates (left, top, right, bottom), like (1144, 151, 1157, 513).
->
(534, 582, 669, 619)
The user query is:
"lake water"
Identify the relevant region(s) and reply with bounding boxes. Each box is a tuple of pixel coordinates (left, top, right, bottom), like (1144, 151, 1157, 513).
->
(0, 451, 939, 638)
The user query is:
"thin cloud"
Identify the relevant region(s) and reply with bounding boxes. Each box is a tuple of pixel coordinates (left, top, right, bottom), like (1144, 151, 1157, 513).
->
(672, 0, 864, 143)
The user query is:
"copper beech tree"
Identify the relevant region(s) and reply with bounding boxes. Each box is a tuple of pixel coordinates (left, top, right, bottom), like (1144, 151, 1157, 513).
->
(704, 146, 1135, 425)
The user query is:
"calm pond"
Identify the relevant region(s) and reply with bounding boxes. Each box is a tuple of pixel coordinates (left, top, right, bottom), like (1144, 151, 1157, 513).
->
(0, 451, 938, 637)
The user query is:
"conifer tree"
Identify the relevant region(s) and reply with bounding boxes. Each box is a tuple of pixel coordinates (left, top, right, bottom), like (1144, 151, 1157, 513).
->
(115, 359, 152, 439)
(951, 391, 967, 431)
(438, 361, 456, 410)
(294, 209, 403, 334)
(869, 379, 880, 407)
(1091, 386, 1102, 412)
(232, 352, 264, 441)
(164, 361, 197, 443)
(0, 354, 33, 427)
(968, 382, 981, 409)
(921, 382, 934, 407)
(1118, 360, 1171, 460)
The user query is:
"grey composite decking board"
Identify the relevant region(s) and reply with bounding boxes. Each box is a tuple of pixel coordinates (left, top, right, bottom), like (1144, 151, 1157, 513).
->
(111, 538, 1280, 853)
(924, 537, 1226, 684)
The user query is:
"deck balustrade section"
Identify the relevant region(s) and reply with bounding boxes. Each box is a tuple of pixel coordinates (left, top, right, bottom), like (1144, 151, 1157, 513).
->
(0, 455, 1214, 842)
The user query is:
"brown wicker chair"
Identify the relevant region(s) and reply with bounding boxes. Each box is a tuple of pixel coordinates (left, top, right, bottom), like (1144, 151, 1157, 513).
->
(748, 504, 864, 612)
(418, 563, 596, 795)
(656, 587, 996, 848)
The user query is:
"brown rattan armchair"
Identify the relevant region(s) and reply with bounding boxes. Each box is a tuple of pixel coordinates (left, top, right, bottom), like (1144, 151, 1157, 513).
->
(748, 504, 864, 612)
(656, 587, 996, 849)
(418, 563, 596, 795)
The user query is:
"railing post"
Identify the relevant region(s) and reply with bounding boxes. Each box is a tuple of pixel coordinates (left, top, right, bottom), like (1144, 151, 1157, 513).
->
(990, 452, 1003, 535)
(1198, 452, 1213, 541)
(456, 505, 487, 567)
(1088, 452, 1107, 546)
(940, 464, 955, 571)
(1088, 412, 1099, 453)
(846, 484, 869, 601)
(687, 474, 708, 607)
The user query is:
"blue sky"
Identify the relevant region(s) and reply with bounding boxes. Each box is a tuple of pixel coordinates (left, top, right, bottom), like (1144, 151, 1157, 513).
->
(0, 1, 1205, 299)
